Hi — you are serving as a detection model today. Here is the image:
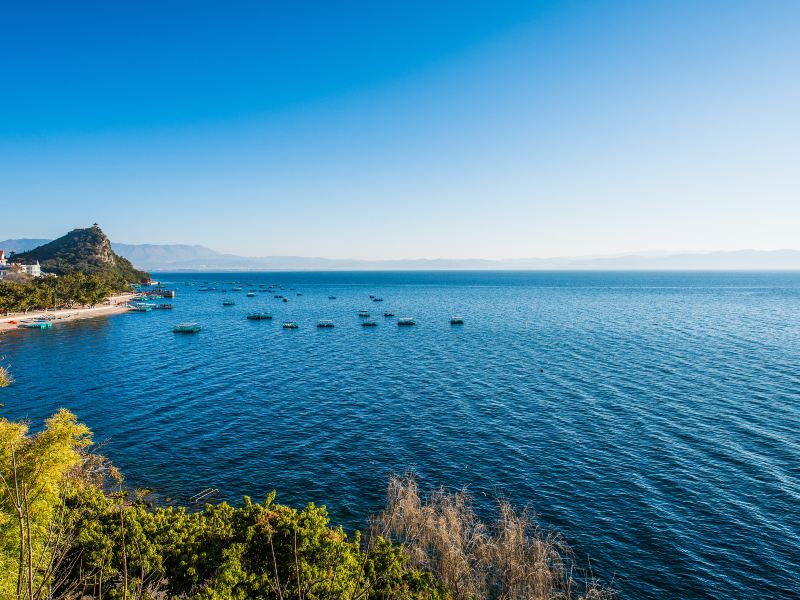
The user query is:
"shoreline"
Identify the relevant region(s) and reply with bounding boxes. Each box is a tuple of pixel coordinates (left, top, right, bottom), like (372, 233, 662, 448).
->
(0, 293, 136, 332)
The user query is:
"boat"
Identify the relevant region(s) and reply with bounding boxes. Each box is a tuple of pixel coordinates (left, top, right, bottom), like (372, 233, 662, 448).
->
(246, 292, 256, 297)
(247, 313, 273, 320)
(372, 297, 384, 302)
(232, 287, 242, 292)
(450, 316, 465, 325)
(316, 320, 335, 328)
(384, 311, 395, 317)
(173, 322, 202, 333)
(361, 320, 378, 327)
(222, 300, 235, 306)
(328, 296, 337, 300)
(128, 302, 155, 312)
(282, 297, 288, 302)
(274, 294, 283, 298)
(358, 310, 370, 317)
(19, 321, 53, 329)
(155, 303, 174, 310)
(282, 321, 299, 329)
(296, 293, 303, 296)
(398, 317, 416, 326)
(369, 295, 375, 299)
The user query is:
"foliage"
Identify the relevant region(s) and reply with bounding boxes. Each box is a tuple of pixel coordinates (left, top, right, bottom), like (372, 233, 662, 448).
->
(1, 412, 447, 599)
(12, 224, 148, 283)
(0, 272, 119, 314)
(1, 413, 613, 599)
(0, 410, 92, 599)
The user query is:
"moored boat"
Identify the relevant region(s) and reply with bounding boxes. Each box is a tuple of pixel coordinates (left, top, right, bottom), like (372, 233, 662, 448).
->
(450, 316, 465, 325)
(398, 317, 416, 326)
(128, 302, 155, 312)
(246, 292, 256, 297)
(222, 300, 235, 306)
(173, 322, 201, 333)
(282, 321, 299, 329)
(246, 313, 273, 320)
(361, 320, 378, 327)
(316, 319, 335, 328)
(384, 311, 395, 317)
(358, 310, 370, 317)
(19, 321, 53, 329)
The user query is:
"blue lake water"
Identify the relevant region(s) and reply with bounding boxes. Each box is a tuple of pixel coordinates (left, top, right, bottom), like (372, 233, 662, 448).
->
(1, 271, 799, 599)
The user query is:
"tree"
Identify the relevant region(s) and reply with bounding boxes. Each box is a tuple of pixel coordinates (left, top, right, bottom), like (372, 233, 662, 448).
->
(0, 410, 91, 599)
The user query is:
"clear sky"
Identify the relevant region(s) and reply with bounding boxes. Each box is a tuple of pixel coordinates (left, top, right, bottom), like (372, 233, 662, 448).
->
(1, 1, 798, 259)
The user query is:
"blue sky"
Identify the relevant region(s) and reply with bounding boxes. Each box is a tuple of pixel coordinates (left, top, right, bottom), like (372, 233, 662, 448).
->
(1, 1, 798, 259)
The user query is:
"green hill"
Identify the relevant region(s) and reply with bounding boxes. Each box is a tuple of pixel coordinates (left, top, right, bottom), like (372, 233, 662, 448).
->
(13, 224, 149, 284)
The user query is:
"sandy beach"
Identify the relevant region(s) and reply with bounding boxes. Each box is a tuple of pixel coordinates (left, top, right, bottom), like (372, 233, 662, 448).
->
(0, 293, 136, 332)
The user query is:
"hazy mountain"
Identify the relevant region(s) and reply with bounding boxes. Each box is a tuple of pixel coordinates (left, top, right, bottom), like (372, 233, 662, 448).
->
(110, 247, 800, 271)
(4, 237, 799, 271)
(0, 238, 51, 254)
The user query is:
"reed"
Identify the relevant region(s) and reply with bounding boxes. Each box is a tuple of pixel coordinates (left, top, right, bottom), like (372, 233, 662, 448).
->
(0, 365, 11, 387)
(372, 474, 614, 600)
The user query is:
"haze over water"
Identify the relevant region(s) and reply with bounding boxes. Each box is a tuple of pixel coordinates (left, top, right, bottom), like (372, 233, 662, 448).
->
(2, 271, 799, 599)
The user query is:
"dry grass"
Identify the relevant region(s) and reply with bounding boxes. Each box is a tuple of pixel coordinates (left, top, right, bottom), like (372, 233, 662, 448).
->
(0, 365, 11, 387)
(372, 475, 614, 600)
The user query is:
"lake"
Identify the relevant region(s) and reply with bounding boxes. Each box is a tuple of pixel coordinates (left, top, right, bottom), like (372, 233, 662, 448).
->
(2, 271, 798, 599)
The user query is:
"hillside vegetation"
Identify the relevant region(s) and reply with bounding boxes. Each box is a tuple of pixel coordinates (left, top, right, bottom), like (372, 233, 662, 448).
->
(13, 225, 148, 284)
(0, 411, 612, 599)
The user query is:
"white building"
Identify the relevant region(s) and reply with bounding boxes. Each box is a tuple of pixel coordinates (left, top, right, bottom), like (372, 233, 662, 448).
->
(19, 261, 42, 277)
(0, 250, 7, 266)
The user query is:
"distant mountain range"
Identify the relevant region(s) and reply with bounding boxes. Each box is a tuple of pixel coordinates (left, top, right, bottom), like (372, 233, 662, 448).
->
(3, 238, 800, 271)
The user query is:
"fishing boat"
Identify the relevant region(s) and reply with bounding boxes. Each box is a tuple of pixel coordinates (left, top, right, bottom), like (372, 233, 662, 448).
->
(222, 300, 235, 306)
(450, 316, 465, 325)
(358, 310, 370, 317)
(384, 311, 395, 317)
(369, 295, 375, 299)
(361, 320, 378, 327)
(316, 319, 335, 328)
(398, 317, 416, 326)
(128, 302, 155, 312)
(173, 322, 201, 333)
(372, 297, 384, 302)
(246, 292, 256, 297)
(155, 303, 174, 310)
(274, 294, 283, 298)
(282, 321, 299, 329)
(19, 321, 53, 329)
(328, 296, 337, 300)
(282, 297, 288, 302)
(246, 313, 273, 320)
(296, 292, 303, 296)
